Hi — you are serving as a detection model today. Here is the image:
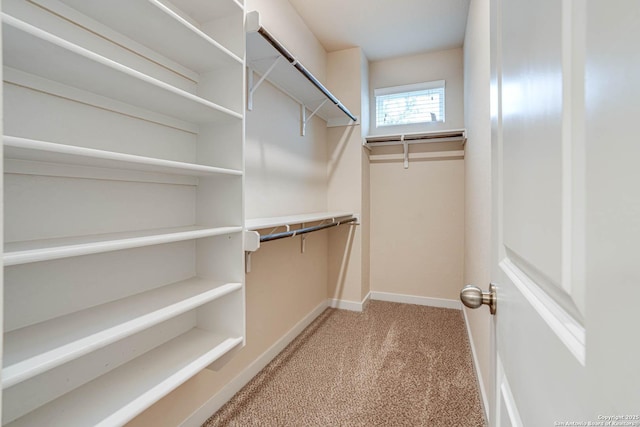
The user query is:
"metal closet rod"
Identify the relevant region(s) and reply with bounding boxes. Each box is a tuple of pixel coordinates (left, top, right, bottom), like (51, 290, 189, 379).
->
(256, 27, 358, 123)
(260, 217, 358, 243)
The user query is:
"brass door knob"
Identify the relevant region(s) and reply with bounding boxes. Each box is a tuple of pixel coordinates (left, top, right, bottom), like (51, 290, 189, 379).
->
(460, 283, 497, 315)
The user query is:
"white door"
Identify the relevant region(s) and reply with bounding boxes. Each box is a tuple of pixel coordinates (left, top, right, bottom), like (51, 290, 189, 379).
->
(486, 0, 640, 425)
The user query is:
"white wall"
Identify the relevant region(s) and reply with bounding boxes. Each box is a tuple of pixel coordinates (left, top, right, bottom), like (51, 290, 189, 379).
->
(326, 47, 370, 305)
(463, 0, 492, 420)
(370, 157, 465, 300)
(368, 48, 466, 303)
(368, 48, 464, 136)
(244, 80, 328, 218)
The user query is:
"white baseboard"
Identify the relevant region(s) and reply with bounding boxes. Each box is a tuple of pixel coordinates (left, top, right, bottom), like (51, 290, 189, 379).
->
(369, 291, 462, 310)
(327, 292, 370, 312)
(462, 307, 490, 424)
(181, 300, 329, 427)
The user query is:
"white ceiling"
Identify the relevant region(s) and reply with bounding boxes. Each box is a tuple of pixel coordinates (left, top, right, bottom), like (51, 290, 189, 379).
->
(288, 0, 471, 61)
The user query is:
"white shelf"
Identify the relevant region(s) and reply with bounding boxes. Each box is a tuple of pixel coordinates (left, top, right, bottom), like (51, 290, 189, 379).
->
(246, 212, 354, 231)
(364, 129, 467, 147)
(2, 13, 242, 124)
(56, 0, 242, 73)
(369, 151, 465, 162)
(3, 136, 243, 177)
(7, 329, 244, 427)
(154, 0, 243, 26)
(4, 225, 243, 266)
(3, 279, 242, 389)
(246, 11, 356, 126)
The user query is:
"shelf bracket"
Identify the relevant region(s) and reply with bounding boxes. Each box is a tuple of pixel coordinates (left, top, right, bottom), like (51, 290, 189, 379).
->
(402, 135, 409, 169)
(301, 223, 306, 253)
(246, 252, 252, 274)
(300, 99, 328, 136)
(247, 57, 281, 111)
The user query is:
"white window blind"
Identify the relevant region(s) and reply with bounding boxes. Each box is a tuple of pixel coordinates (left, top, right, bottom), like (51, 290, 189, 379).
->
(375, 80, 445, 127)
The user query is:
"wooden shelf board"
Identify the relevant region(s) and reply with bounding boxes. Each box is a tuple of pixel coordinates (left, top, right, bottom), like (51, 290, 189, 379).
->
(2, 14, 241, 124)
(246, 212, 354, 231)
(4, 225, 243, 266)
(6, 329, 243, 427)
(3, 279, 242, 389)
(3, 136, 243, 177)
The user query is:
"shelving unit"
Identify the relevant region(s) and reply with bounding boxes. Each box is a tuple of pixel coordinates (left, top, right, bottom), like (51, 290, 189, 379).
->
(2, 0, 245, 425)
(245, 10, 357, 134)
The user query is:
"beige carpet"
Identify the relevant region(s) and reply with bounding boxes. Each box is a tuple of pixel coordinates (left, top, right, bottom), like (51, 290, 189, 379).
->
(204, 301, 486, 426)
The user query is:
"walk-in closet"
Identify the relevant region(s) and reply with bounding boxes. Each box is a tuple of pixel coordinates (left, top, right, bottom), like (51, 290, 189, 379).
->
(3, 0, 639, 425)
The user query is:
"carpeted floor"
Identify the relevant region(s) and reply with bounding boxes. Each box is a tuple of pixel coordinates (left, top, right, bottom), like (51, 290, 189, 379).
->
(203, 301, 486, 426)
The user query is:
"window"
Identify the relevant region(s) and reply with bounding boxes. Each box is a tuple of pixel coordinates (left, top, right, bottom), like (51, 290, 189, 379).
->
(375, 80, 445, 127)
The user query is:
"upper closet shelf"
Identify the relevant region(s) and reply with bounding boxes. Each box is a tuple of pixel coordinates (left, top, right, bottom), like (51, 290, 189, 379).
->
(2, 14, 242, 125)
(52, 0, 243, 73)
(246, 11, 357, 135)
(364, 129, 466, 169)
(364, 129, 467, 147)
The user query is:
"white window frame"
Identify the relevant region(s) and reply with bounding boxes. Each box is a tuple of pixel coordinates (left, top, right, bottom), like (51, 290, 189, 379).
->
(374, 80, 446, 128)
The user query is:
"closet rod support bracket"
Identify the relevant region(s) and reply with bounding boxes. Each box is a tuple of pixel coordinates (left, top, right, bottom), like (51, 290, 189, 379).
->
(247, 56, 282, 111)
(301, 99, 328, 136)
(402, 135, 409, 169)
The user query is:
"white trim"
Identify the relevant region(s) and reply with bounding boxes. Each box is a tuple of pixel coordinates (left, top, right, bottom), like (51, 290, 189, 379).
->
(462, 308, 490, 424)
(498, 355, 524, 427)
(374, 80, 446, 97)
(369, 291, 462, 310)
(499, 258, 586, 365)
(180, 300, 329, 427)
(327, 292, 370, 312)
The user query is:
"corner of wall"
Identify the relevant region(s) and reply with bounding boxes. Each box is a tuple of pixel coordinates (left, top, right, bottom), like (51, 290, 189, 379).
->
(325, 47, 370, 305)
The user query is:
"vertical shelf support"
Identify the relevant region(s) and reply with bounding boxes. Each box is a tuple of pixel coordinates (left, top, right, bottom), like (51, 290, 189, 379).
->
(300, 99, 328, 136)
(247, 56, 281, 111)
(300, 223, 306, 253)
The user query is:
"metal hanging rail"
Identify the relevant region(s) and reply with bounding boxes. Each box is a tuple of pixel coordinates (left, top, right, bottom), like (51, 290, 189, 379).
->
(260, 217, 358, 243)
